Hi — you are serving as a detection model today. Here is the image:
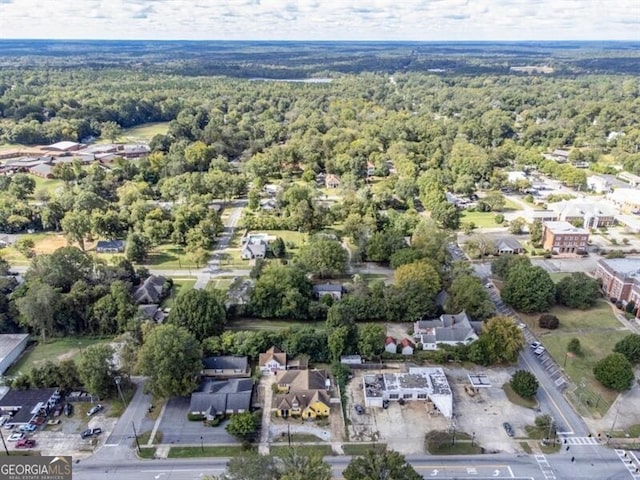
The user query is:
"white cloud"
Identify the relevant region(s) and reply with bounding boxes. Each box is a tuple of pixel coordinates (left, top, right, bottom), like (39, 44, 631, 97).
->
(0, 0, 638, 40)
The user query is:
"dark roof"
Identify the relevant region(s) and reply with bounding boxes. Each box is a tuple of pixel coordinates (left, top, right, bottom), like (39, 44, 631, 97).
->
(133, 275, 167, 304)
(0, 388, 59, 424)
(202, 356, 249, 372)
(244, 243, 266, 257)
(313, 284, 343, 293)
(96, 240, 125, 250)
(276, 370, 327, 391)
(189, 378, 253, 415)
(494, 237, 524, 251)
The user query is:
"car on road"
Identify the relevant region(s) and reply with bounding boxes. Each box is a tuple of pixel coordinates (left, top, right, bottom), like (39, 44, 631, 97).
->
(80, 427, 102, 439)
(354, 404, 364, 415)
(19, 424, 37, 433)
(7, 432, 25, 442)
(15, 439, 36, 449)
(87, 404, 103, 416)
(503, 422, 515, 437)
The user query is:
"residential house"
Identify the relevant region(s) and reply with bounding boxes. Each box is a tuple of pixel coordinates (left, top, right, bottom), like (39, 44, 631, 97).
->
(312, 284, 343, 300)
(366, 161, 376, 177)
(95, 239, 126, 253)
(542, 221, 589, 254)
(608, 189, 640, 213)
(274, 369, 330, 419)
(587, 175, 612, 193)
(384, 337, 397, 354)
(133, 275, 170, 304)
(325, 174, 341, 189)
(400, 338, 415, 355)
(551, 149, 570, 163)
(201, 356, 250, 379)
(363, 367, 452, 418)
(258, 346, 308, 375)
(547, 199, 616, 229)
(29, 163, 55, 178)
(189, 378, 253, 420)
(618, 172, 640, 187)
(241, 242, 267, 260)
(120, 144, 151, 159)
(494, 237, 525, 255)
(413, 311, 482, 350)
(137, 304, 166, 323)
(507, 171, 527, 183)
(340, 355, 363, 365)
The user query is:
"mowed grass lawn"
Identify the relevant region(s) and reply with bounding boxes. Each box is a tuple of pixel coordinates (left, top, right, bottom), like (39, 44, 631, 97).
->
(0, 233, 69, 266)
(161, 278, 197, 308)
(520, 300, 627, 415)
(460, 211, 502, 228)
(7, 337, 114, 376)
(95, 122, 170, 144)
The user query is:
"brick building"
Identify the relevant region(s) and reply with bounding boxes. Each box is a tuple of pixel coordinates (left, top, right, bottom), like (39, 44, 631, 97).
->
(542, 221, 589, 254)
(594, 259, 640, 318)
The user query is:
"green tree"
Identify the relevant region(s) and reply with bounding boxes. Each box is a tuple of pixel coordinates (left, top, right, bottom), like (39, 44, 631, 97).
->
(343, 449, 422, 480)
(508, 217, 526, 235)
(61, 210, 92, 250)
(613, 334, 640, 364)
(100, 121, 122, 142)
(567, 338, 581, 355)
(510, 370, 539, 398)
(430, 201, 460, 230)
(529, 220, 543, 248)
(215, 453, 278, 480)
(167, 289, 226, 340)
(125, 231, 150, 263)
(226, 412, 260, 440)
(391, 260, 442, 320)
(593, 353, 635, 391)
(137, 324, 202, 397)
(357, 324, 385, 359)
(15, 238, 35, 258)
(278, 448, 332, 480)
(445, 274, 495, 321)
(328, 325, 351, 363)
(501, 264, 555, 313)
(480, 316, 524, 364)
(15, 280, 59, 342)
(555, 273, 600, 309)
(490, 254, 531, 279)
(270, 237, 286, 258)
(296, 239, 348, 278)
(77, 344, 115, 398)
(482, 191, 506, 211)
(250, 263, 312, 318)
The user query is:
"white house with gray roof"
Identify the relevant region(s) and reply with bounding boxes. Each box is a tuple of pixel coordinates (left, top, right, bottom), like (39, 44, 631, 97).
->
(547, 199, 617, 229)
(413, 311, 482, 350)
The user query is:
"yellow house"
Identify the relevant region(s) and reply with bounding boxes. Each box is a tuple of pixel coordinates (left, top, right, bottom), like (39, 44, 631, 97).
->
(276, 390, 330, 419)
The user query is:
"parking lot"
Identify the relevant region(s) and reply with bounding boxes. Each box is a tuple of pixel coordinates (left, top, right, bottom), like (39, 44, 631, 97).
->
(158, 397, 239, 445)
(6, 402, 118, 459)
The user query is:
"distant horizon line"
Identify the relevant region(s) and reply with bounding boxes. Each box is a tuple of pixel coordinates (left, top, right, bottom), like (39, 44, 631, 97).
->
(0, 38, 638, 44)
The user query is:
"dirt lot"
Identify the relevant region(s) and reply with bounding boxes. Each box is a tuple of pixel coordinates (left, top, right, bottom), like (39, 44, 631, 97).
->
(345, 365, 537, 455)
(447, 366, 537, 454)
(7, 402, 117, 459)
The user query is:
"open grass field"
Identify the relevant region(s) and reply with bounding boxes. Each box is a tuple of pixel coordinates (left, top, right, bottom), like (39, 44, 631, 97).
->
(0, 233, 71, 266)
(30, 175, 66, 196)
(460, 211, 502, 228)
(168, 445, 249, 458)
(227, 318, 326, 331)
(270, 445, 333, 457)
(145, 244, 201, 269)
(6, 336, 114, 376)
(206, 277, 235, 292)
(520, 300, 626, 417)
(503, 198, 522, 211)
(161, 278, 197, 308)
(95, 122, 170, 144)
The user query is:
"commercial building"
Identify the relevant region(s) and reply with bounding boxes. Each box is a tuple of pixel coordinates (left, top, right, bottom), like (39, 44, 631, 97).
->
(0, 334, 29, 376)
(362, 367, 452, 418)
(542, 221, 589, 254)
(546, 199, 616, 229)
(594, 258, 640, 314)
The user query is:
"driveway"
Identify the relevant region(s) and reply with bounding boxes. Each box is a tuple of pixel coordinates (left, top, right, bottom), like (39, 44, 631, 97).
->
(158, 397, 239, 445)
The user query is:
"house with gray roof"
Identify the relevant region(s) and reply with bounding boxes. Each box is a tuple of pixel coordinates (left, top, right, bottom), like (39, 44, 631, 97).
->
(494, 237, 525, 255)
(547, 199, 617, 229)
(241, 242, 266, 260)
(189, 378, 254, 419)
(96, 239, 126, 253)
(133, 275, 170, 304)
(312, 283, 343, 300)
(413, 311, 482, 350)
(202, 356, 250, 378)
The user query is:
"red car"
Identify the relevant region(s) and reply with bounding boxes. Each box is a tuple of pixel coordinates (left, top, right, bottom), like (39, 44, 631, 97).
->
(15, 439, 36, 449)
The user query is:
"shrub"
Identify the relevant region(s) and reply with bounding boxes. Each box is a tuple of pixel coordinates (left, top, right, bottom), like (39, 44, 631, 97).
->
(188, 413, 205, 421)
(538, 314, 559, 330)
(510, 370, 539, 398)
(613, 334, 640, 364)
(567, 338, 581, 355)
(594, 353, 635, 391)
(625, 301, 636, 315)
(494, 214, 505, 224)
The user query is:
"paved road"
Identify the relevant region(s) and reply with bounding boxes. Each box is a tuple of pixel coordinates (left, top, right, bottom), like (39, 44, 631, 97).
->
(73, 449, 636, 480)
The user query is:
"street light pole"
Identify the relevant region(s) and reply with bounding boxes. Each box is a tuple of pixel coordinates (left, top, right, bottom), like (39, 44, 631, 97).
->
(200, 436, 204, 453)
(608, 408, 620, 444)
(131, 421, 141, 453)
(115, 376, 127, 409)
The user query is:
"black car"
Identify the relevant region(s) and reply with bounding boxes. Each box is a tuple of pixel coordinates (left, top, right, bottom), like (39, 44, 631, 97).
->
(80, 427, 102, 439)
(64, 403, 73, 417)
(503, 422, 515, 437)
(354, 404, 364, 415)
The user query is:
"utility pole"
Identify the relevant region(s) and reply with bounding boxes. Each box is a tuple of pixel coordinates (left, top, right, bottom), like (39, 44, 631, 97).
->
(608, 408, 620, 444)
(132, 421, 141, 453)
(0, 428, 9, 456)
(114, 376, 127, 409)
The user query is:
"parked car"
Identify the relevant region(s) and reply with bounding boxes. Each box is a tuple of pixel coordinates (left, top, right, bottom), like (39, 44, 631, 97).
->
(47, 419, 61, 426)
(534, 346, 546, 355)
(15, 439, 36, 449)
(7, 432, 25, 442)
(19, 424, 37, 433)
(64, 403, 73, 417)
(503, 422, 515, 437)
(354, 404, 364, 415)
(530, 342, 541, 350)
(87, 404, 103, 417)
(30, 416, 46, 426)
(3, 423, 14, 430)
(80, 427, 102, 439)
(53, 405, 63, 417)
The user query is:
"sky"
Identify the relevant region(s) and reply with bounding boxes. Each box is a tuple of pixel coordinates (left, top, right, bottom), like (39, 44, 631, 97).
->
(0, 0, 638, 41)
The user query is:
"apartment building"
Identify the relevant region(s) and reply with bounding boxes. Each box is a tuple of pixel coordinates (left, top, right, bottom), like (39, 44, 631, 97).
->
(594, 258, 640, 318)
(542, 221, 589, 254)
